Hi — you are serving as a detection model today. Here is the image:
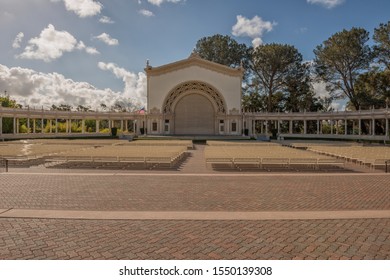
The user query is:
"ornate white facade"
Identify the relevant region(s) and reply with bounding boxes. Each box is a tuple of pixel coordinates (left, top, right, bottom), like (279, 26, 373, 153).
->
(145, 53, 244, 135)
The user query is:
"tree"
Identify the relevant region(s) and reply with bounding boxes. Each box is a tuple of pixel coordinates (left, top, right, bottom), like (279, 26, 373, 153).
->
(194, 34, 248, 68)
(353, 69, 390, 109)
(282, 61, 323, 112)
(0, 92, 22, 108)
(76, 105, 92, 112)
(249, 43, 308, 112)
(314, 27, 372, 110)
(51, 104, 72, 111)
(0, 93, 22, 133)
(242, 79, 266, 112)
(373, 21, 390, 70)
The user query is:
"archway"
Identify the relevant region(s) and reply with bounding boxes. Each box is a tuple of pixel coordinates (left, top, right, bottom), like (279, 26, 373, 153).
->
(174, 93, 215, 135)
(162, 81, 227, 135)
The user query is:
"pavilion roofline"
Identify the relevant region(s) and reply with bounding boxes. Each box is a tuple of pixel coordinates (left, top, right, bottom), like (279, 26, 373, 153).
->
(144, 52, 244, 78)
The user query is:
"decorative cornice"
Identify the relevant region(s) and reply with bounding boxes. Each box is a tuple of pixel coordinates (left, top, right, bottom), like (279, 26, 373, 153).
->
(145, 55, 244, 78)
(162, 80, 227, 114)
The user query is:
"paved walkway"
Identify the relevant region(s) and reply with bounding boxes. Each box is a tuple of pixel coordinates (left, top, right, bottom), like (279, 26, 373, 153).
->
(0, 145, 390, 260)
(179, 144, 208, 173)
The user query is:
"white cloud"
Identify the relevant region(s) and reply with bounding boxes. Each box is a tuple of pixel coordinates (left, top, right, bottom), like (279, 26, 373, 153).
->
(313, 81, 329, 99)
(147, 0, 182, 6)
(252, 38, 263, 48)
(98, 62, 147, 106)
(85, 46, 100, 55)
(99, 16, 114, 24)
(62, 0, 103, 18)
(232, 15, 276, 47)
(139, 9, 155, 17)
(18, 24, 98, 62)
(77, 41, 100, 55)
(94, 33, 119, 46)
(12, 32, 24, 49)
(0, 63, 146, 109)
(0, 64, 110, 109)
(18, 24, 77, 62)
(307, 0, 345, 9)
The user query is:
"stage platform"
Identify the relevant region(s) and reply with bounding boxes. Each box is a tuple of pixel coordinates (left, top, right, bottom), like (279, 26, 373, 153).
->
(136, 135, 252, 141)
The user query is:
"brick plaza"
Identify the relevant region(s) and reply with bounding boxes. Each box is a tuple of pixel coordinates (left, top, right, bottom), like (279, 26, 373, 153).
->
(0, 145, 390, 260)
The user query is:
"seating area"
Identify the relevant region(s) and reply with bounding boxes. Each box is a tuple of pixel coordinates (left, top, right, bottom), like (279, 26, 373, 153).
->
(306, 145, 390, 170)
(205, 141, 345, 171)
(45, 145, 187, 169)
(0, 139, 190, 170)
(1, 139, 389, 172)
(283, 141, 390, 170)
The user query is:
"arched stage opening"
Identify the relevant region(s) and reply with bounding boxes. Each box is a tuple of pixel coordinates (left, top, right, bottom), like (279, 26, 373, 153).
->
(174, 93, 215, 135)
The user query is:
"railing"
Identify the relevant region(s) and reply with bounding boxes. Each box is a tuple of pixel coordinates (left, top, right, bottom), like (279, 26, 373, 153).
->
(0, 106, 143, 119)
(244, 108, 390, 119)
(1, 105, 390, 119)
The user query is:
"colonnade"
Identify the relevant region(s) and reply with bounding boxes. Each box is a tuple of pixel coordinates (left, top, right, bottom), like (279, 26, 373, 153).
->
(245, 109, 390, 140)
(0, 106, 145, 138)
(1, 106, 390, 140)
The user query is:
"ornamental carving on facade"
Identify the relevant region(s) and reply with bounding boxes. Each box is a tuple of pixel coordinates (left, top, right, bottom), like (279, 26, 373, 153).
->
(163, 81, 226, 114)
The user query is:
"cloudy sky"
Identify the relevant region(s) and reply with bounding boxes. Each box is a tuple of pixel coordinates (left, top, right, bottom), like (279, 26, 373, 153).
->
(0, 0, 389, 110)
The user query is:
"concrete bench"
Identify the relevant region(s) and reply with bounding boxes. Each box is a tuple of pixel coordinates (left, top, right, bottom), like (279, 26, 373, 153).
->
(92, 156, 119, 163)
(261, 158, 289, 167)
(289, 158, 317, 169)
(205, 157, 234, 168)
(118, 157, 146, 164)
(233, 157, 261, 168)
(316, 158, 345, 169)
(146, 157, 173, 168)
(368, 158, 390, 170)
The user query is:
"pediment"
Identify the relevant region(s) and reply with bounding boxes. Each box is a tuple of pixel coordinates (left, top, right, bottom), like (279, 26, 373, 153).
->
(145, 53, 244, 78)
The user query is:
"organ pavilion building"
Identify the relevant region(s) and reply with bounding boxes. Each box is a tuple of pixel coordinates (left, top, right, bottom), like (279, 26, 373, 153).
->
(1, 53, 389, 141)
(145, 52, 245, 136)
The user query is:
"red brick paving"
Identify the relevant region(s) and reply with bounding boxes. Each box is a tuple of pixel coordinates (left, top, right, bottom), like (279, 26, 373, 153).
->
(0, 174, 389, 211)
(0, 218, 389, 260)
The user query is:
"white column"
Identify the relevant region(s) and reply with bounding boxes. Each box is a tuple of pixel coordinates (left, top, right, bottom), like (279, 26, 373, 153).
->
(16, 118, 19, 134)
(27, 118, 30, 133)
(55, 119, 58, 134)
(372, 119, 375, 135)
(317, 120, 320, 135)
(386, 119, 389, 137)
(303, 120, 307, 135)
(33, 119, 36, 133)
(289, 120, 293, 134)
(331, 120, 334, 135)
(120, 120, 124, 131)
(345, 119, 348, 135)
(96, 120, 100, 133)
(160, 118, 164, 134)
(277, 120, 281, 135)
(359, 119, 361, 136)
(82, 119, 85, 134)
(41, 118, 44, 133)
(0, 117, 2, 135)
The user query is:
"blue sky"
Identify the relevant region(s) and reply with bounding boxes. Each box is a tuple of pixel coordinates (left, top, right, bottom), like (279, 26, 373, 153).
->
(0, 0, 389, 110)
